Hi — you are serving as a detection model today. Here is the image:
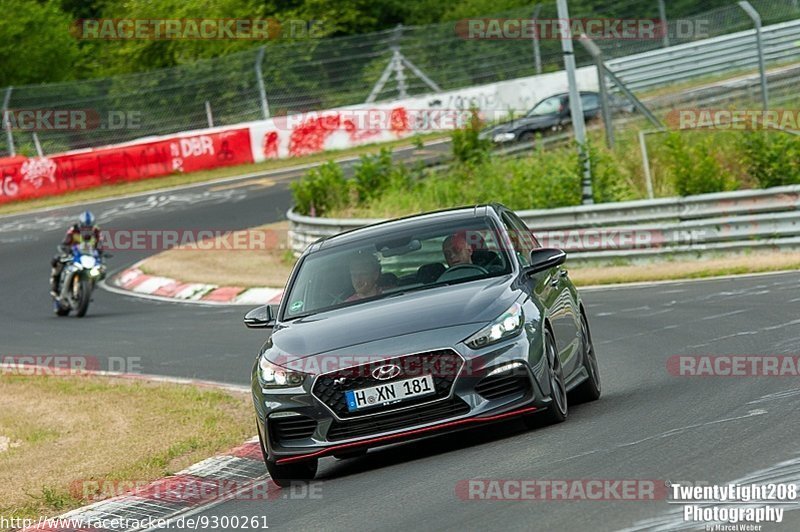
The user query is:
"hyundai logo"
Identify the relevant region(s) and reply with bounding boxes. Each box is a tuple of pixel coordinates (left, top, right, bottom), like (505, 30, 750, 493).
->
(372, 364, 401, 381)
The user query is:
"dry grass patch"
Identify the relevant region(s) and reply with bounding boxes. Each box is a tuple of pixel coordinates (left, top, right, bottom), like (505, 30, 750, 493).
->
(139, 221, 295, 288)
(0, 375, 254, 521)
(569, 251, 800, 286)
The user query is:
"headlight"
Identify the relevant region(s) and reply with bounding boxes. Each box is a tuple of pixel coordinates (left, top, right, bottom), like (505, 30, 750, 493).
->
(79, 255, 97, 268)
(465, 302, 524, 349)
(258, 356, 306, 388)
(89, 267, 101, 277)
(492, 132, 516, 142)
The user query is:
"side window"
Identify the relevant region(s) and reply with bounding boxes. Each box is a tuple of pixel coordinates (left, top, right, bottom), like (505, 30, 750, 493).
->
(501, 213, 536, 267)
(580, 93, 599, 112)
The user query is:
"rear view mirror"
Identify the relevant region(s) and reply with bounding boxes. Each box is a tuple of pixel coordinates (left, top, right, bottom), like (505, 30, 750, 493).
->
(244, 304, 278, 329)
(526, 248, 567, 275)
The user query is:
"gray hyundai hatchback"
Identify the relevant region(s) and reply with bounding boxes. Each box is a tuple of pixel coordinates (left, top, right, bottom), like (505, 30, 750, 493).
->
(245, 204, 600, 485)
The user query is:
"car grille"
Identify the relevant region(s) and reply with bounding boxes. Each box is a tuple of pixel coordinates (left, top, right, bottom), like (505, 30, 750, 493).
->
(327, 397, 470, 441)
(270, 415, 317, 443)
(475, 370, 530, 400)
(312, 349, 464, 419)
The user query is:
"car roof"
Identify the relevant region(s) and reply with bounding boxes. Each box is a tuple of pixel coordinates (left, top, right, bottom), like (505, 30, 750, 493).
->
(307, 204, 502, 253)
(544, 91, 598, 99)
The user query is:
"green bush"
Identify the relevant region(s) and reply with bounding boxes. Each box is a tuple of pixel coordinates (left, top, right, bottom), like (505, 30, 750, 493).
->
(451, 110, 491, 164)
(662, 132, 734, 196)
(738, 131, 800, 188)
(289, 161, 349, 216)
(352, 148, 394, 202)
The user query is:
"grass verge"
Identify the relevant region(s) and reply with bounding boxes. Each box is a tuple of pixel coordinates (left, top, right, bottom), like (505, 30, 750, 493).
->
(0, 375, 253, 521)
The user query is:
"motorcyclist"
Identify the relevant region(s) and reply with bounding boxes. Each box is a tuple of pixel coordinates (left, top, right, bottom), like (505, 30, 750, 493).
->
(50, 210, 103, 297)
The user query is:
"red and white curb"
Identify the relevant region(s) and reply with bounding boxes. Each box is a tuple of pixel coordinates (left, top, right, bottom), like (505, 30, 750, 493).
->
(106, 264, 283, 305)
(22, 438, 271, 532)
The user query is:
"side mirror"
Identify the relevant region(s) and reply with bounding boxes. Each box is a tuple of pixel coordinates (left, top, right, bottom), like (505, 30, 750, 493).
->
(525, 248, 567, 275)
(244, 304, 278, 329)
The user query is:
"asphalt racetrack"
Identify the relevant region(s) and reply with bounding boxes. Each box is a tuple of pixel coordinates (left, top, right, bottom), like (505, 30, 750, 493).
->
(2, 158, 800, 530)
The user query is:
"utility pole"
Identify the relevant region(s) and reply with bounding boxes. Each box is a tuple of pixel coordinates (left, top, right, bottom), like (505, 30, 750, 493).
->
(658, 0, 670, 48)
(556, 0, 593, 204)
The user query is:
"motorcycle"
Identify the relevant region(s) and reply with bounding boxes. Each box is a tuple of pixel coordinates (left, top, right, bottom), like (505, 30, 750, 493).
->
(53, 243, 107, 317)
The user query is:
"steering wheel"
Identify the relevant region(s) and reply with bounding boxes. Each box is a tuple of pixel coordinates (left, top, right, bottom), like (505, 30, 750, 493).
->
(437, 264, 488, 282)
(323, 287, 350, 305)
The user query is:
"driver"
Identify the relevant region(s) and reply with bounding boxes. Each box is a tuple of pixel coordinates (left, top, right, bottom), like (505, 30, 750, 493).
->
(347, 251, 382, 301)
(50, 210, 103, 296)
(442, 230, 485, 267)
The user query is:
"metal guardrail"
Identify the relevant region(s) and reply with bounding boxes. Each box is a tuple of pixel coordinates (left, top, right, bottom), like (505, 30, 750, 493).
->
(287, 185, 800, 263)
(606, 19, 800, 92)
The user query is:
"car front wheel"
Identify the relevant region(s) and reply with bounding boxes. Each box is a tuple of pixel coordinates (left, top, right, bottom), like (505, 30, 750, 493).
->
(258, 427, 318, 486)
(524, 328, 567, 428)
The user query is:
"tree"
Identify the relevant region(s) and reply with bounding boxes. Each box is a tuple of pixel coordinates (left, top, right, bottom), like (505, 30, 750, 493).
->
(0, 0, 80, 85)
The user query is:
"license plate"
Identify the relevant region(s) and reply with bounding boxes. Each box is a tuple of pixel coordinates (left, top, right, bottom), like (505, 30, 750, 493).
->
(345, 375, 435, 412)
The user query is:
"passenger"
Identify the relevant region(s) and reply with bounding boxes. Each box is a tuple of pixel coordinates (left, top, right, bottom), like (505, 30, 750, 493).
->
(442, 231, 485, 267)
(347, 252, 382, 301)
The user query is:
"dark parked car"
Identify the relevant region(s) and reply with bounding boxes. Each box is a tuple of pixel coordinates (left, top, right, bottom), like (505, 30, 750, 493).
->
(480, 91, 633, 144)
(245, 204, 601, 485)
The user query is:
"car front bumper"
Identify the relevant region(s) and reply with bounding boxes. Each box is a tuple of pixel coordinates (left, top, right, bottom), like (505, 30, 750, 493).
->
(252, 331, 552, 464)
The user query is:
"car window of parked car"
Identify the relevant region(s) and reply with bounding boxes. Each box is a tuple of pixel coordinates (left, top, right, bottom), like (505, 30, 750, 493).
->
(580, 93, 599, 112)
(526, 96, 563, 117)
(282, 217, 513, 319)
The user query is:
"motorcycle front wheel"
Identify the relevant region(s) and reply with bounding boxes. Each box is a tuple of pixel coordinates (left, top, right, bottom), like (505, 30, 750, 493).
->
(74, 276, 91, 317)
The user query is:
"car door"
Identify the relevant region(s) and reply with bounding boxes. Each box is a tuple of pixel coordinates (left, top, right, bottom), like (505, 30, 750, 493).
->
(502, 210, 581, 376)
(580, 93, 600, 120)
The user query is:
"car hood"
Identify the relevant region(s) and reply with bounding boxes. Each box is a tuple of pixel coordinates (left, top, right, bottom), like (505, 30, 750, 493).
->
(269, 275, 517, 360)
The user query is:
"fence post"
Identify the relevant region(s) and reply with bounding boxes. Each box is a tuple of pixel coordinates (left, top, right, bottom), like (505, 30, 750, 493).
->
(255, 46, 270, 119)
(738, 1, 769, 111)
(205, 101, 214, 128)
(639, 131, 655, 199)
(2, 86, 14, 157)
(532, 4, 543, 74)
(32, 132, 44, 157)
(657, 0, 670, 48)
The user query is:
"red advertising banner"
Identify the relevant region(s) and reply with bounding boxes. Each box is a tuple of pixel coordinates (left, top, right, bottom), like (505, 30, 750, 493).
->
(0, 128, 252, 204)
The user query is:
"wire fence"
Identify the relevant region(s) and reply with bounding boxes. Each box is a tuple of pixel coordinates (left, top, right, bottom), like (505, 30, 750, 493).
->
(1, 0, 799, 157)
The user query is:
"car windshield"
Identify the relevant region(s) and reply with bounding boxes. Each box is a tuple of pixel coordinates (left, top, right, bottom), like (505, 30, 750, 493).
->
(282, 217, 512, 320)
(526, 96, 563, 117)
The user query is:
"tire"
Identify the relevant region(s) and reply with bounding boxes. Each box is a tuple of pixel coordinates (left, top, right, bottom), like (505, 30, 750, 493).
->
(570, 311, 602, 403)
(266, 458, 318, 487)
(518, 131, 535, 144)
(75, 277, 91, 317)
(258, 425, 318, 487)
(524, 328, 568, 428)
